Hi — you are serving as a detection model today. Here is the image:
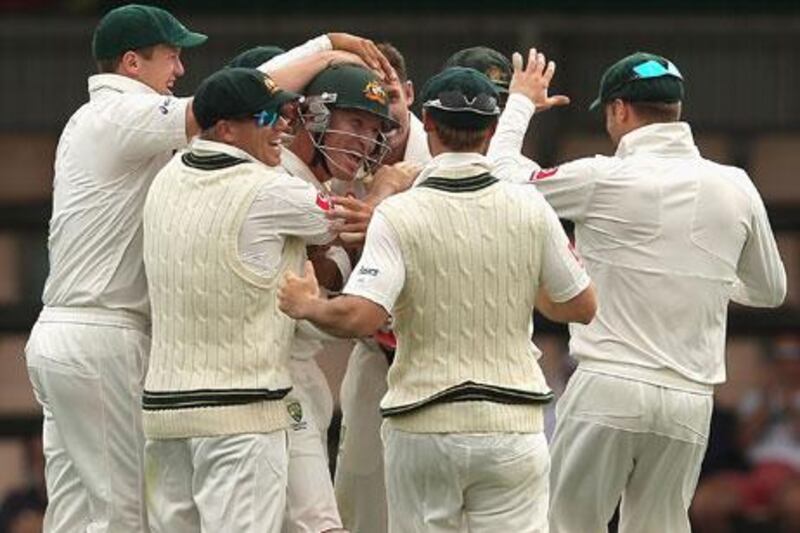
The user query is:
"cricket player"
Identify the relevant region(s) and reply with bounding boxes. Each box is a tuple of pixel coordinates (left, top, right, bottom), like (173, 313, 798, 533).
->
(22, 5, 207, 530)
(280, 63, 416, 533)
(141, 67, 340, 531)
(21, 1, 404, 527)
(278, 66, 597, 533)
(333, 42, 432, 533)
(488, 49, 788, 532)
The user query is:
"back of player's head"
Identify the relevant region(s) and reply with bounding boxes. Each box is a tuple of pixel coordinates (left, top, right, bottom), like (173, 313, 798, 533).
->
(590, 51, 684, 111)
(421, 67, 500, 151)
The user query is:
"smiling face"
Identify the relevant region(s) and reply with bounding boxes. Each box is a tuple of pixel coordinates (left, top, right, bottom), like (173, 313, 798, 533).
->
(129, 44, 185, 95)
(319, 108, 386, 181)
(217, 115, 290, 166)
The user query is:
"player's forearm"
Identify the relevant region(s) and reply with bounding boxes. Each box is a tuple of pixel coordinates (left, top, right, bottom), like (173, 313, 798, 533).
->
(487, 94, 540, 183)
(300, 296, 383, 338)
(489, 94, 534, 157)
(258, 34, 332, 74)
(266, 51, 342, 93)
(536, 283, 597, 325)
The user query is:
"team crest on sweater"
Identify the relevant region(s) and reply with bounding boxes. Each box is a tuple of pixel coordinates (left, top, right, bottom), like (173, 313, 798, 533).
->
(287, 400, 307, 430)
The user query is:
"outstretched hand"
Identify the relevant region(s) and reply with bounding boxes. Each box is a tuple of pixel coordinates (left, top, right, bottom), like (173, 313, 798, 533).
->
(509, 48, 571, 112)
(278, 261, 321, 319)
(327, 33, 397, 82)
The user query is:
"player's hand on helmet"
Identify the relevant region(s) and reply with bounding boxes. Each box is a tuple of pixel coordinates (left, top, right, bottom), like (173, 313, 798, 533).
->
(278, 260, 321, 319)
(327, 33, 397, 82)
(509, 48, 570, 112)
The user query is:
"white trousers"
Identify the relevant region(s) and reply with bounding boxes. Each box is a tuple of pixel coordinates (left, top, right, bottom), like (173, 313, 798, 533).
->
(549, 369, 712, 533)
(25, 307, 150, 533)
(383, 425, 550, 533)
(145, 430, 289, 532)
(335, 342, 389, 533)
(284, 358, 343, 533)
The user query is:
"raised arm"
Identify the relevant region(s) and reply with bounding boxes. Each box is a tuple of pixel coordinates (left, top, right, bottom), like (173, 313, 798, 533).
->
(488, 48, 570, 183)
(259, 33, 396, 92)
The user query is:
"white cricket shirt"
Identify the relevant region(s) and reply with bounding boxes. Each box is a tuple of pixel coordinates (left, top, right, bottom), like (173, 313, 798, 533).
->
(488, 94, 787, 391)
(43, 74, 190, 317)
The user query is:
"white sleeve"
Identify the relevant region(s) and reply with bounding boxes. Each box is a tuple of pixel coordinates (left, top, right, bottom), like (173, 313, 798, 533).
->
(535, 192, 592, 302)
(101, 94, 189, 159)
(732, 185, 787, 307)
(343, 210, 405, 313)
(487, 93, 541, 184)
(252, 172, 335, 245)
(258, 35, 333, 73)
(528, 158, 600, 222)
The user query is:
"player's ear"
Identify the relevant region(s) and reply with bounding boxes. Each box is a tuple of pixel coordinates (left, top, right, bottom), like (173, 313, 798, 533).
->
(119, 50, 139, 75)
(214, 120, 235, 144)
(421, 109, 435, 132)
(404, 80, 415, 107)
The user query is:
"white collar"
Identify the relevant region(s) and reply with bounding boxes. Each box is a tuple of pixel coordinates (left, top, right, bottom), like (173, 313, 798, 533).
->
(415, 152, 492, 185)
(88, 73, 162, 97)
(615, 122, 699, 159)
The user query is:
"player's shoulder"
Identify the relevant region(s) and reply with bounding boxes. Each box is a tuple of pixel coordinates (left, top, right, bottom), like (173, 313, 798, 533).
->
(694, 157, 761, 202)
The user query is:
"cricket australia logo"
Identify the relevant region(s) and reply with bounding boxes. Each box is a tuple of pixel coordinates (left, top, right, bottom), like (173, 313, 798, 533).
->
(363, 81, 388, 105)
(485, 65, 509, 85)
(286, 400, 307, 430)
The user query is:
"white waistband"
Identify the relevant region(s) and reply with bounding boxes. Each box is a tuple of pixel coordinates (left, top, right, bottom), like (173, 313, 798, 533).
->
(38, 306, 150, 332)
(578, 360, 714, 395)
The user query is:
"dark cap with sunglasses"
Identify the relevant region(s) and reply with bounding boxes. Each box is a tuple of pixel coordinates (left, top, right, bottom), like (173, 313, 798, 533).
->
(590, 52, 684, 111)
(421, 67, 501, 130)
(193, 67, 300, 130)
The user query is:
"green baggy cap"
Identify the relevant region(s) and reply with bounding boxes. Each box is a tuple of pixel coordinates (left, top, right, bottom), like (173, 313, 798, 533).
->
(444, 46, 512, 93)
(193, 68, 300, 130)
(590, 51, 684, 111)
(92, 4, 207, 60)
(421, 66, 500, 130)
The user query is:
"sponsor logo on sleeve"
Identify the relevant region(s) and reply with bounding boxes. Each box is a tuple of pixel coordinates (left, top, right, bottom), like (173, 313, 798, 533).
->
(568, 241, 583, 266)
(530, 167, 559, 181)
(158, 97, 173, 115)
(358, 266, 379, 277)
(315, 192, 333, 211)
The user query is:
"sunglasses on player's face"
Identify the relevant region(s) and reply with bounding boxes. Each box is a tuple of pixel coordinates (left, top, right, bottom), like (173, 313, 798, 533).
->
(253, 110, 281, 128)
